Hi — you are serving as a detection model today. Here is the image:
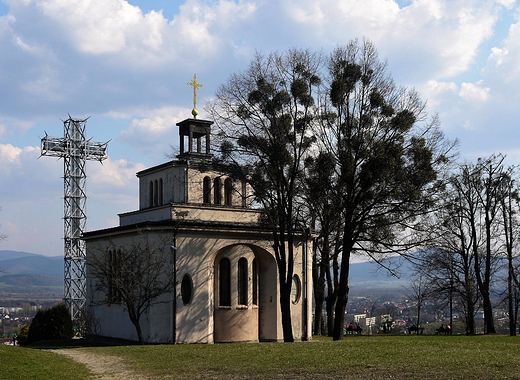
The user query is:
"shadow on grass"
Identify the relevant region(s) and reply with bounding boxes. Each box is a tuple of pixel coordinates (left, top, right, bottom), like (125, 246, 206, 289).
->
(25, 336, 142, 350)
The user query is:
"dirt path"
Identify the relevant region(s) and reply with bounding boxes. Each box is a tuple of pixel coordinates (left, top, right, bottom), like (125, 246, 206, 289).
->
(50, 349, 148, 380)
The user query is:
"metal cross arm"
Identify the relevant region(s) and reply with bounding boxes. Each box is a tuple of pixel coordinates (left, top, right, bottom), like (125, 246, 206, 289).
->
(41, 134, 108, 161)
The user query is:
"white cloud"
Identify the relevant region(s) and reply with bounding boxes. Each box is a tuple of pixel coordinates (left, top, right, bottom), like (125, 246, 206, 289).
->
(0, 143, 40, 175)
(421, 80, 458, 107)
(0, 143, 22, 163)
(485, 14, 520, 83)
(89, 157, 145, 189)
(274, 0, 503, 83)
(14, 0, 257, 70)
(459, 81, 491, 102)
(119, 105, 191, 157)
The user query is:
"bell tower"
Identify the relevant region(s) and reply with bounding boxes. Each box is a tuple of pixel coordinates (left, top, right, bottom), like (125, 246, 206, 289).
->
(176, 118, 213, 161)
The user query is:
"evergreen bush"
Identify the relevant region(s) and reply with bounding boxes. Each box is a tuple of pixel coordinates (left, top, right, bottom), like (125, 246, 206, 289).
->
(16, 325, 29, 346)
(27, 303, 74, 343)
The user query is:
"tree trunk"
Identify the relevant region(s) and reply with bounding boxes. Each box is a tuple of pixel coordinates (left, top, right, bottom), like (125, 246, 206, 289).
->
(416, 305, 421, 335)
(509, 271, 516, 336)
(280, 280, 294, 342)
(313, 292, 325, 335)
(326, 293, 336, 337)
(332, 283, 348, 341)
(482, 291, 495, 334)
(312, 241, 326, 335)
(130, 316, 144, 344)
(332, 243, 351, 341)
(466, 291, 475, 335)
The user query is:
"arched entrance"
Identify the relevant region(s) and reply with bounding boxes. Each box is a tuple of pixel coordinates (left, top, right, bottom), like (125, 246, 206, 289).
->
(213, 244, 277, 342)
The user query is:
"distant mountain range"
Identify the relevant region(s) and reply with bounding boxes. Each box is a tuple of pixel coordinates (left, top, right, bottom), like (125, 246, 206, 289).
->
(0, 250, 62, 278)
(0, 250, 63, 300)
(347, 258, 414, 297)
(0, 250, 416, 300)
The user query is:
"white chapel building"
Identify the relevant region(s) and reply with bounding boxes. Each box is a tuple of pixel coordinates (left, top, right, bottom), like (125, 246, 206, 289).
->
(83, 116, 314, 343)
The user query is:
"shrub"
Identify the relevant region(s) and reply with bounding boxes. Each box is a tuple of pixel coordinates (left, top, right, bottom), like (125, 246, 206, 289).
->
(27, 303, 74, 343)
(17, 325, 29, 346)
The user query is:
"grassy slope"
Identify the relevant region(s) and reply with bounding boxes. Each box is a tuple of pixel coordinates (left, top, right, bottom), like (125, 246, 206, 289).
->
(4, 335, 520, 379)
(0, 345, 90, 380)
(88, 335, 520, 379)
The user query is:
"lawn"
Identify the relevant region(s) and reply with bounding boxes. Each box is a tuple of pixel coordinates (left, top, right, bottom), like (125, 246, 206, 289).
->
(0, 343, 91, 380)
(3, 335, 520, 379)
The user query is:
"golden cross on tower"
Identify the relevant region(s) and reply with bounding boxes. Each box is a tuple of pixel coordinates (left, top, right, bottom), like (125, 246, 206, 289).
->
(187, 74, 203, 118)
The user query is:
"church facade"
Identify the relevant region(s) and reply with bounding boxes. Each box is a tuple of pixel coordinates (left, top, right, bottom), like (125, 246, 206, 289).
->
(83, 117, 314, 343)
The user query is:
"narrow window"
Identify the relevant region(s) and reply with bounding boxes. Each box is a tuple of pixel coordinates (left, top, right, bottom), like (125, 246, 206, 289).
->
(219, 258, 231, 306)
(214, 177, 222, 205)
(154, 179, 158, 206)
(149, 181, 154, 207)
(159, 178, 163, 205)
(108, 249, 114, 302)
(224, 178, 233, 206)
(181, 274, 193, 305)
(252, 258, 258, 306)
(238, 258, 248, 306)
(108, 249, 122, 303)
(115, 249, 122, 303)
(203, 176, 211, 204)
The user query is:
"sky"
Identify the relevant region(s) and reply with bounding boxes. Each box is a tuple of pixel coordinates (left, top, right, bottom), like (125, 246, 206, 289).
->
(1, 0, 520, 257)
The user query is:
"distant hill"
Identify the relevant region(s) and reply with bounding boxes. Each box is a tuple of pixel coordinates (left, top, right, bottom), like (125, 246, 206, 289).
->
(0, 250, 39, 261)
(0, 250, 417, 299)
(0, 250, 62, 278)
(0, 274, 62, 298)
(0, 251, 63, 300)
(347, 257, 415, 296)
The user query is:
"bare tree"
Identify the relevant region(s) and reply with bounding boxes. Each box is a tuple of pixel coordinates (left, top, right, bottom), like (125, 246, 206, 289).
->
(403, 272, 431, 334)
(314, 38, 457, 340)
(305, 152, 342, 336)
(87, 229, 175, 344)
(208, 49, 322, 342)
(497, 166, 520, 335)
(470, 156, 507, 334)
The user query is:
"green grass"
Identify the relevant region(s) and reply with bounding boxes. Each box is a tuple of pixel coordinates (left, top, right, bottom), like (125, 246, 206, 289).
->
(4, 335, 520, 379)
(0, 344, 91, 380)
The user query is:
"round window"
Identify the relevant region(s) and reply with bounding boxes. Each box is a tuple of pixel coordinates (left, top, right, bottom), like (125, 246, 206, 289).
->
(181, 274, 193, 305)
(291, 275, 301, 304)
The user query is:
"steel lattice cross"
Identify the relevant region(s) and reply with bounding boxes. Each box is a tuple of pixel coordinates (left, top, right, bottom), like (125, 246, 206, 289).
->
(41, 116, 108, 325)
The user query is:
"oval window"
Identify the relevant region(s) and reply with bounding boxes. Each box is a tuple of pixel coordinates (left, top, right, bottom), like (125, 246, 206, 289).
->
(181, 274, 193, 305)
(291, 275, 301, 304)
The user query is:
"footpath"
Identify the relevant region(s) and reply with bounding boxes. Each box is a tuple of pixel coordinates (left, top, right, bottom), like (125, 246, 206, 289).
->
(50, 349, 148, 380)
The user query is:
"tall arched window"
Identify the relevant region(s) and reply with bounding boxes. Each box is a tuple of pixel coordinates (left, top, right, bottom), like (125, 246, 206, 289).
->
(252, 258, 258, 306)
(238, 258, 248, 306)
(153, 179, 158, 206)
(203, 176, 211, 204)
(224, 178, 233, 206)
(159, 178, 163, 205)
(219, 258, 231, 306)
(108, 249, 122, 303)
(214, 177, 222, 205)
(149, 181, 154, 207)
